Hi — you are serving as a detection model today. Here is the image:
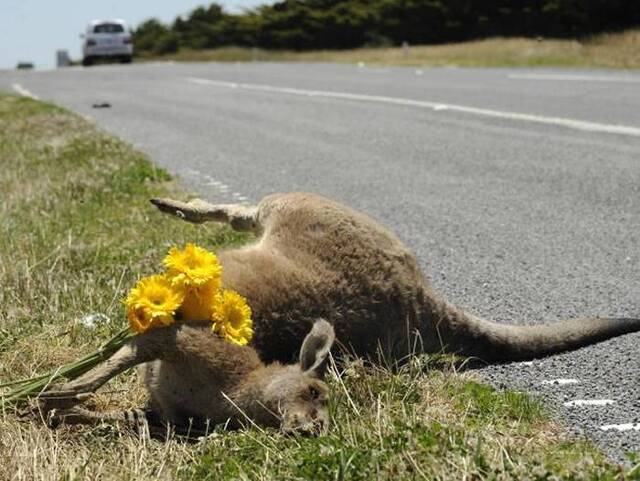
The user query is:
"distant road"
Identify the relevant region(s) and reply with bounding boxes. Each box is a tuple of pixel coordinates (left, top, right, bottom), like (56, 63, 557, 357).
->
(2, 62, 639, 460)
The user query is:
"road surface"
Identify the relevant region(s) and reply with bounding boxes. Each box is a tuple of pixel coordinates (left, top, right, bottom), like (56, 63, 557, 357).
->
(2, 62, 639, 461)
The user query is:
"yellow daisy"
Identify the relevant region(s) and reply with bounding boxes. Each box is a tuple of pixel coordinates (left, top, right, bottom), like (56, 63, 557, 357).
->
(179, 280, 219, 322)
(164, 243, 222, 289)
(125, 275, 184, 333)
(211, 290, 254, 346)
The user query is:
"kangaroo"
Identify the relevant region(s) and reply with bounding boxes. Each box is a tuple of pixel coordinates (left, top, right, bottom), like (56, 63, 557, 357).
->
(149, 192, 639, 364)
(43, 319, 335, 435)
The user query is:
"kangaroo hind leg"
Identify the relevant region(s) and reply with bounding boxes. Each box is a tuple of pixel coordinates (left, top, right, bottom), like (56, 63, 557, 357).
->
(48, 405, 151, 430)
(150, 197, 259, 232)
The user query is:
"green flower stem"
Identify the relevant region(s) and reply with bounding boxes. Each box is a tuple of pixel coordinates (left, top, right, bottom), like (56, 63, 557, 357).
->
(1, 328, 134, 408)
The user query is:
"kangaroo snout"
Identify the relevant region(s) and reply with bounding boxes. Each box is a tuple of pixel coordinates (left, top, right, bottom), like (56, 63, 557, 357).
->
(282, 412, 328, 436)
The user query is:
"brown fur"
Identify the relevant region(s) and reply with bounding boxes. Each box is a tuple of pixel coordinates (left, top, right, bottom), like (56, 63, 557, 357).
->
(43, 320, 334, 434)
(152, 192, 640, 363)
(43, 192, 638, 433)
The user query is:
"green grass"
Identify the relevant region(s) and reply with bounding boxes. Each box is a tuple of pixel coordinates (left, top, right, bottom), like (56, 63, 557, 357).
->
(0, 93, 638, 480)
(140, 29, 640, 69)
(0, 96, 246, 359)
(181, 359, 636, 480)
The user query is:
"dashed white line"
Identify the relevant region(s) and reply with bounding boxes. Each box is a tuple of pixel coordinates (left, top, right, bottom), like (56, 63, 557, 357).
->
(11, 83, 39, 100)
(148, 61, 176, 67)
(357, 67, 390, 74)
(186, 77, 640, 137)
(600, 423, 640, 432)
(181, 169, 250, 203)
(539, 378, 580, 386)
(232, 192, 249, 202)
(204, 178, 223, 186)
(508, 73, 640, 83)
(563, 399, 615, 407)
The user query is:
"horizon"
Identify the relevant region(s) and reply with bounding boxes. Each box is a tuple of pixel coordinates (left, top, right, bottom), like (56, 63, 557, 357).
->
(1, 0, 266, 70)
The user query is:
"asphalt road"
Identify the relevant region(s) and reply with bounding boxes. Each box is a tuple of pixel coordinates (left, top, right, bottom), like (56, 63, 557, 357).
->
(2, 62, 639, 462)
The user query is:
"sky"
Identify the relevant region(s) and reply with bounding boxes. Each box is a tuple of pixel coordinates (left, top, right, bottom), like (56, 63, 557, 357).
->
(0, 0, 266, 70)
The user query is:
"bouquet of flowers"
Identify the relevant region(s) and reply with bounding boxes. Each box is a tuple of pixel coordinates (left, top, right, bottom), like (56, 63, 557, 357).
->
(0, 244, 253, 407)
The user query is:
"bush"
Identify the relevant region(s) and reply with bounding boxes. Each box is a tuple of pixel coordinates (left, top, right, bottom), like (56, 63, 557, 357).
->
(132, 0, 640, 55)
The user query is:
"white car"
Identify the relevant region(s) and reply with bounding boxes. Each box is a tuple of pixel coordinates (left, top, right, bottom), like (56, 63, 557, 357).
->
(82, 19, 133, 66)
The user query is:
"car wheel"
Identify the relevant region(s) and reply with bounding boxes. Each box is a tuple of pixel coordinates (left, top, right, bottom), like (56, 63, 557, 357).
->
(82, 57, 93, 67)
(120, 56, 132, 64)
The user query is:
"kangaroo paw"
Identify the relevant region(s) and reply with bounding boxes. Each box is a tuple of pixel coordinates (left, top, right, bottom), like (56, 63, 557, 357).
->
(150, 197, 213, 224)
(38, 388, 93, 411)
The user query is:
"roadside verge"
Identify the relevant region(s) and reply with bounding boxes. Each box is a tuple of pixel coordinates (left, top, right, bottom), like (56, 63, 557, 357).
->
(0, 94, 636, 480)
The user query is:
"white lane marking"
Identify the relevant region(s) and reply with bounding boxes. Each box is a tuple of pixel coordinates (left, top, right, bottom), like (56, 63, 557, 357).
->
(188, 170, 250, 203)
(563, 399, 615, 407)
(539, 378, 580, 385)
(600, 423, 640, 432)
(203, 175, 222, 187)
(148, 61, 176, 67)
(357, 67, 390, 74)
(12, 83, 39, 100)
(186, 77, 640, 137)
(509, 73, 640, 83)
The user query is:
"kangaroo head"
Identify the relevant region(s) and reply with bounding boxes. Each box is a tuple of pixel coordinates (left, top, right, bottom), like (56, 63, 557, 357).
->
(254, 319, 335, 435)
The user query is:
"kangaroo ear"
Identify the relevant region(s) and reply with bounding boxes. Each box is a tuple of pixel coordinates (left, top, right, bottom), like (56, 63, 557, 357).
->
(299, 319, 335, 378)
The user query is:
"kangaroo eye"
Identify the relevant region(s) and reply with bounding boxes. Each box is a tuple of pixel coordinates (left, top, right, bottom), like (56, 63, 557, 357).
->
(309, 386, 320, 400)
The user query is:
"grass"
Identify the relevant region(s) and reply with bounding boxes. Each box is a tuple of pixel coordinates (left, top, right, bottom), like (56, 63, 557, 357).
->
(0, 93, 638, 480)
(142, 29, 640, 69)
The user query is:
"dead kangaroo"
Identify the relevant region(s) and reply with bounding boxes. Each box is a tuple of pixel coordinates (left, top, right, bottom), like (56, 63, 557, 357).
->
(44, 320, 335, 435)
(44, 192, 638, 434)
(149, 191, 639, 364)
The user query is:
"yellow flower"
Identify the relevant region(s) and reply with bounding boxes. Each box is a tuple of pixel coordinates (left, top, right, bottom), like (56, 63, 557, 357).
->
(179, 280, 219, 321)
(125, 275, 184, 333)
(211, 290, 254, 346)
(164, 243, 222, 289)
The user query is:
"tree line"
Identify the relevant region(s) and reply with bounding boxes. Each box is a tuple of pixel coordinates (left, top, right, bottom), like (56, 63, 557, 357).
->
(133, 0, 639, 55)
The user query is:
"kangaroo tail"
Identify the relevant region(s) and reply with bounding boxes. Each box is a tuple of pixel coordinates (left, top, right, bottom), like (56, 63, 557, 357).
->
(424, 298, 640, 362)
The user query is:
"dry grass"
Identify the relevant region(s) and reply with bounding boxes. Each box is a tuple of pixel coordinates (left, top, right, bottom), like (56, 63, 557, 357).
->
(147, 29, 640, 68)
(0, 94, 245, 480)
(0, 94, 637, 480)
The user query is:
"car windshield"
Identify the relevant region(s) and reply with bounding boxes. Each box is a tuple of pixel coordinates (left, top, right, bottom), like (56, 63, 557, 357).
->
(93, 23, 124, 34)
